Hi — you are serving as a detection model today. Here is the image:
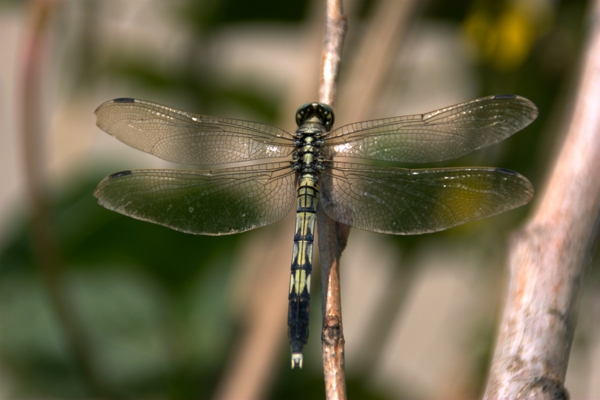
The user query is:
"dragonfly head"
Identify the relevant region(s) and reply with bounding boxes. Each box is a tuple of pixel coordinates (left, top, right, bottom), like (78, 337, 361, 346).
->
(295, 103, 335, 131)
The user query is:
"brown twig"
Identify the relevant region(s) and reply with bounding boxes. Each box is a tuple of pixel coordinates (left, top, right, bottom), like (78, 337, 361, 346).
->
(317, 1, 422, 398)
(318, 1, 348, 399)
(318, 0, 346, 108)
(20, 1, 107, 397)
(336, 0, 422, 123)
(483, 1, 600, 398)
(325, 1, 421, 379)
(212, 221, 293, 400)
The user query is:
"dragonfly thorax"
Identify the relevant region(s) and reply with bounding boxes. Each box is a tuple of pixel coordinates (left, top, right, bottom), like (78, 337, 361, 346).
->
(291, 103, 332, 174)
(291, 122, 326, 174)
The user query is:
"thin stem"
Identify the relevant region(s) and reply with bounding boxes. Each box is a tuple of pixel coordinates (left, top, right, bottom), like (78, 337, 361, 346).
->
(318, 1, 348, 399)
(319, 0, 346, 108)
(212, 224, 292, 400)
(484, 1, 600, 398)
(336, 0, 421, 122)
(20, 1, 108, 397)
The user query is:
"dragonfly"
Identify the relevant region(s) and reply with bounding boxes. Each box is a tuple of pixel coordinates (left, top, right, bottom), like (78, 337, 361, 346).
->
(93, 94, 537, 368)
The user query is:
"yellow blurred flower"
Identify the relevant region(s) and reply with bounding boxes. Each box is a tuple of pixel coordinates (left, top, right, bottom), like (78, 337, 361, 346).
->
(463, 0, 553, 71)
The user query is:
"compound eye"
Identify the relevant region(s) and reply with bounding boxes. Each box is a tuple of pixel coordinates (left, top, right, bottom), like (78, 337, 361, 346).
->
(317, 103, 335, 131)
(295, 103, 312, 126)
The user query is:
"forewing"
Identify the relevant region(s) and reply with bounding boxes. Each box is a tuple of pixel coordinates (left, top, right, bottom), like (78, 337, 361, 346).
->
(95, 98, 295, 165)
(327, 95, 538, 163)
(93, 162, 296, 235)
(320, 162, 534, 234)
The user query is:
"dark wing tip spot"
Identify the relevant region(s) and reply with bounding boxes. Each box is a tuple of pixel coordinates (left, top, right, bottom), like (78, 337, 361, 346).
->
(494, 94, 516, 100)
(495, 167, 518, 176)
(109, 170, 132, 178)
(113, 98, 136, 103)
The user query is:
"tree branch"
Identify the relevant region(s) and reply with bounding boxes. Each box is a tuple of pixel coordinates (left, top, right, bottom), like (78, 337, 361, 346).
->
(317, 1, 421, 398)
(20, 0, 108, 396)
(484, 1, 600, 398)
(336, 0, 421, 122)
(318, 0, 346, 108)
(317, 1, 348, 399)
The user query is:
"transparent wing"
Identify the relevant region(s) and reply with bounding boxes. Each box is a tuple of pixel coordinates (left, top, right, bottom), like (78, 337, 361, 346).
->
(327, 95, 538, 163)
(95, 98, 296, 165)
(320, 161, 534, 235)
(93, 162, 296, 235)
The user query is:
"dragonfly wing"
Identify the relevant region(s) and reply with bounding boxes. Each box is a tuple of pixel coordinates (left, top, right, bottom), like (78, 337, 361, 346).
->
(327, 94, 538, 163)
(95, 98, 295, 165)
(93, 162, 296, 235)
(320, 162, 534, 234)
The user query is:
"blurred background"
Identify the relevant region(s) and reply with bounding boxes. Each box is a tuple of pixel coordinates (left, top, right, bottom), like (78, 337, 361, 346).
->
(1, 0, 599, 398)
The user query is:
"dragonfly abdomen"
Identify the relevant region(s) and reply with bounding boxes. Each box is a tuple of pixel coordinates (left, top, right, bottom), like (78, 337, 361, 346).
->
(288, 172, 319, 369)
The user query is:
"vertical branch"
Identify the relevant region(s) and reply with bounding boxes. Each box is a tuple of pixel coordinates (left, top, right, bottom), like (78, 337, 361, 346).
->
(317, 1, 421, 397)
(484, 1, 600, 398)
(212, 228, 292, 400)
(317, 1, 348, 399)
(319, 0, 346, 108)
(336, 0, 421, 122)
(20, 1, 107, 396)
(317, 1, 420, 397)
